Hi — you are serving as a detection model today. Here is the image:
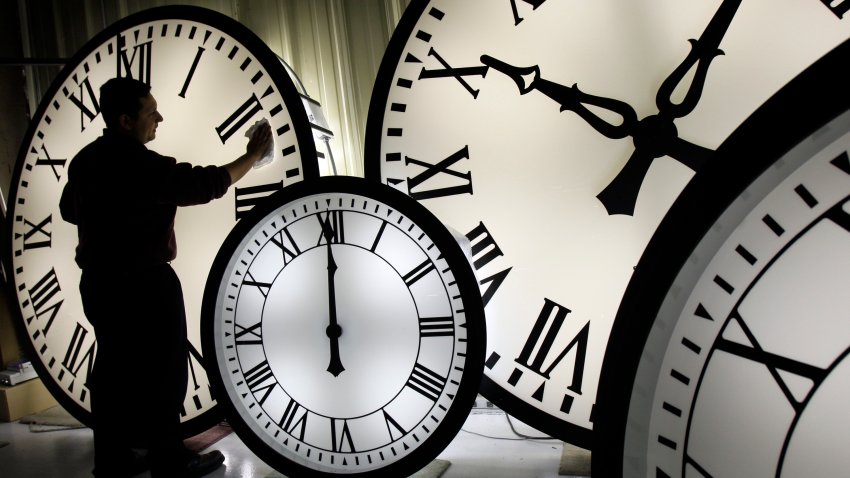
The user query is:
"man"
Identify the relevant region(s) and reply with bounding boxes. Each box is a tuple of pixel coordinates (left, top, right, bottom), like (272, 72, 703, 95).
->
(60, 76, 272, 477)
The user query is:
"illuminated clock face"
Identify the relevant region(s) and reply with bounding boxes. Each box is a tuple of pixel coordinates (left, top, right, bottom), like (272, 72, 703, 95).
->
(364, 0, 850, 444)
(593, 40, 850, 477)
(5, 5, 317, 434)
(202, 176, 485, 477)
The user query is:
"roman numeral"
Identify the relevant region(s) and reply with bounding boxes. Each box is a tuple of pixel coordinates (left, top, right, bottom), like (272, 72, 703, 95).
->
(235, 321, 262, 345)
(234, 181, 282, 220)
(465, 222, 512, 307)
(417, 48, 489, 99)
(65, 76, 100, 132)
(279, 397, 308, 440)
(394, 146, 472, 200)
(509, 0, 547, 25)
(182, 342, 207, 416)
(62, 322, 95, 388)
(317, 210, 345, 245)
(244, 360, 276, 405)
(406, 363, 447, 402)
(118, 37, 152, 84)
(25, 268, 63, 334)
(331, 418, 356, 453)
(270, 228, 302, 264)
(403, 259, 436, 287)
(419, 316, 454, 337)
(179, 46, 205, 98)
(17, 214, 52, 251)
(243, 271, 272, 298)
(33, 144, 67, 182)
(383, 409, 407, 440)
(216, 93, 263, 144)
(370, 220, 388, 252)
(515, 298, 589, 395)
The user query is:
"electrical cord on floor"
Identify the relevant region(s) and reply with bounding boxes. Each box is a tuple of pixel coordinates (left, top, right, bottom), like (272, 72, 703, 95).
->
(460, 410, 560, 441)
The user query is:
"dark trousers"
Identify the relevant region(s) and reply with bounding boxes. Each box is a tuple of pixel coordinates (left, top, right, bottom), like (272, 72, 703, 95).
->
(81, 263, 190, 476)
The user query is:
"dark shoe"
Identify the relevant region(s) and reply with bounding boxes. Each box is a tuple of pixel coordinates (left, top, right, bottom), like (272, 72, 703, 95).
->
(181, 450, 225, 478)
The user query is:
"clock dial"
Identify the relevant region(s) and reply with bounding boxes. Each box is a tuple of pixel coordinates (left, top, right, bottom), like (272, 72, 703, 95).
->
(364, 0, 849, 444)
(202, 176, 485, 477)
(593, 39, 850, 477)
(4, 5, 317, 435)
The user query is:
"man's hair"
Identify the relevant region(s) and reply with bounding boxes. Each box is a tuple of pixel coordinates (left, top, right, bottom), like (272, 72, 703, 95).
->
(99, 77, 151, 130)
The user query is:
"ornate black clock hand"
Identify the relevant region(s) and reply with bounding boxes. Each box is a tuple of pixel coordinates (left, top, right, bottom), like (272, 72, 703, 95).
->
(321, 214, 345, 377)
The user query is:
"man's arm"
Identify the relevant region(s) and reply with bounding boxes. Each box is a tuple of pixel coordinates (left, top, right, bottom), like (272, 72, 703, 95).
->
(223, 121, 273, 185)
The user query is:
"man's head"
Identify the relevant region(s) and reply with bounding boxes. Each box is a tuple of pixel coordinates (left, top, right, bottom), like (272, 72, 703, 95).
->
(100, 77, 163, 144)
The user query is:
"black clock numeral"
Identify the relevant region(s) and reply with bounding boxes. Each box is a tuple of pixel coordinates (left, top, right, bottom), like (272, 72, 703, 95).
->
(234, 181, 283, 220)
(179, 46, 205, 98)
(216, 93, 264, 144)
(24, 267, 64, 334)
(61, 322, 95, 398)
(17, 214, 53, 251)
(465, 222, 512, 307)
(419, 316, 454, 337)
(416, 48, 489, 99)
(382, 409, 407, 441)
(243, 271, 272, 299)
(509, 0, 547, 25)
(118, 37, 152, 84)
(511, 299, 589, 411)
(331, 418, 356, 453)
(403, 259, 436, 287)
(65, 76, 101, 132)
(406, 363, 447, 402)
(182, 342, 207, 417)
(279, 397, 309, 440)
(234, 321, 263, 346)
(392, 146, 473, 200)
(33, 144, 67, 182)
(317, 210, 345, 245)
(369, 220, 388, 252)
(820, 0, 850, 19)
(270, 228, 302, 264)
(715, 312, 826, 412)
(244, 360, 277, 405)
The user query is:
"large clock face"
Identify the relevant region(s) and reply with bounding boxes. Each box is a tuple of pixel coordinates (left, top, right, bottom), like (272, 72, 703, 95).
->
(593, 39, 850, 477)
(364, 0, 850, 444)
(4, 6, 317, 434)
(202, 176, 485, 477)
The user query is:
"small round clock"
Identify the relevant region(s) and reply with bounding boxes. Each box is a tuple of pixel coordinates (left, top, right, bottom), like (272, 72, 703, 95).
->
(4, 5, 317, 435)
(201, 175, 485, 477)
(593, 39, 850, 477)
(364, 0, 850, 445)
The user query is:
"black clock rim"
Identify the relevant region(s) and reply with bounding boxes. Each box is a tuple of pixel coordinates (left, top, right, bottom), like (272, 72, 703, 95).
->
(2, 4, 318, 438)
(200, 175, 486, 478)
(591, 37, 850, 475)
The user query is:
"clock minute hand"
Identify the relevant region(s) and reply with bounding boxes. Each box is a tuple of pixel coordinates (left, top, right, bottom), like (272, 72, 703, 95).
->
(322, 216, 345, 377)
(480, 54, 638, 140)
(656, 0, 741, 118)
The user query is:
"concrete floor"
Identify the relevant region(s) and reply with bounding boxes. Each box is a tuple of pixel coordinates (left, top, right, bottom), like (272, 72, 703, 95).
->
(0, 405, 588, 478)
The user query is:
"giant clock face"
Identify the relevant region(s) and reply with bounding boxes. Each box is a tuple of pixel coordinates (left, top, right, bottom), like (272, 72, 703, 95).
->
(593, 39, 850, 477)
(202, 176, 485, 477)
(364, 0, 850, 444)
(4, 5, 317, 434)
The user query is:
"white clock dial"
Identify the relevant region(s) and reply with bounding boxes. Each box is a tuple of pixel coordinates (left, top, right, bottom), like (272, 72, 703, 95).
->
(202, 176, 485, 477)
(593, 40, 850, 477)
(4, 6, 317, 434)
(364, 0, 850, 444)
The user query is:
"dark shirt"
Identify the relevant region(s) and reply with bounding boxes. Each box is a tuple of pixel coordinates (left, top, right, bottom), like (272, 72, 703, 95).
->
(60, 129, 231, 269)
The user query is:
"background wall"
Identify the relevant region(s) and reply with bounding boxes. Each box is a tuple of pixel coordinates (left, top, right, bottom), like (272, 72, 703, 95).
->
(0, 0, 410, 204)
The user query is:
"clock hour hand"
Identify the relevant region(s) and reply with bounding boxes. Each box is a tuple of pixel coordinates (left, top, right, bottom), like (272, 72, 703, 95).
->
(321, 215, 345, 377)
(480, 54, 638, 140)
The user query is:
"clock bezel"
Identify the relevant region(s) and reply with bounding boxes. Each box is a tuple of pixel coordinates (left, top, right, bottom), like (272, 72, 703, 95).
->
(592, 37, 850, 475)
(200, 175, 486, 478)
(3, 4, 319, 437)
